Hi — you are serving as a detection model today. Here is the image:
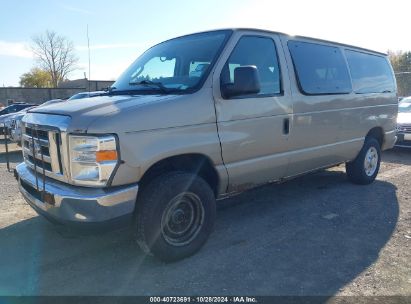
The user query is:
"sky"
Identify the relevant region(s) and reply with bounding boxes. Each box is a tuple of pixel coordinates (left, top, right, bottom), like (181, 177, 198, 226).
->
(0, 0, 410, 86)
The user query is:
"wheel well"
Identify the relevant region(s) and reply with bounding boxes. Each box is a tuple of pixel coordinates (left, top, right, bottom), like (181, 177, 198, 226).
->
(366, 127, 384, 147)
(139, 154, 220, 196)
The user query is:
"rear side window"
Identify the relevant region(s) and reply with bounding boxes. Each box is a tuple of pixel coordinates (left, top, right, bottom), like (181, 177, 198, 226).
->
(345, 50, 395, 94)
(288, 41, 352, 95)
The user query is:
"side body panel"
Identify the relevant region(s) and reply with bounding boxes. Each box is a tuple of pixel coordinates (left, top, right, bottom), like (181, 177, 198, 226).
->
(87, 88, 229, 193)
(279, 35, 398, 178)
(212, 31, 293, 192)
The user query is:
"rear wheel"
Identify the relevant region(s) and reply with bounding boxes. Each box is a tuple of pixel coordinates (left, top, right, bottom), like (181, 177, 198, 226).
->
(134, 172, 216, 262)
(346, 137, 381, 185)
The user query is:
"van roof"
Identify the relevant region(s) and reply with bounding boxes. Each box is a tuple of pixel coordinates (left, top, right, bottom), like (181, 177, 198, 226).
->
(186, 28, 387, 57)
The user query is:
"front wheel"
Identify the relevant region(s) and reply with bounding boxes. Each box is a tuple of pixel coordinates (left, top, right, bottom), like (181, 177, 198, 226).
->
(346, 138, 381, 185)
(134, 172, 216, 262)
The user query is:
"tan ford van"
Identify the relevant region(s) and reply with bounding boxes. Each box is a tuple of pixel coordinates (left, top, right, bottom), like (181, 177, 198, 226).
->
(16, 29, 397, 261)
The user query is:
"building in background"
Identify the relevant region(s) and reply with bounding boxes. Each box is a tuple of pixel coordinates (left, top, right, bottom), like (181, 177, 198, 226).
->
(58, 78, 115, 91)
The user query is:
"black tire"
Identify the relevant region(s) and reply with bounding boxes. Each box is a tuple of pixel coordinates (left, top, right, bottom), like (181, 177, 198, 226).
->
(134, 172, 216, 262)
(345, 137, 381, 185)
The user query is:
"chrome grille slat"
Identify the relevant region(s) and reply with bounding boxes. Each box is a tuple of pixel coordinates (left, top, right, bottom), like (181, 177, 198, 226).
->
(22, 113, 71, 184)
(23, 147, 52, 163)
(23, 134, 49, 147)
(397, 124, 411, 133)
(22, 125, 62, 180)
(48, 132, 62, 174)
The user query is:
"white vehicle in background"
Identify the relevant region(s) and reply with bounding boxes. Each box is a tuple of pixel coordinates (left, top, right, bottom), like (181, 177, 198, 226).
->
(67, 91, 106, 100)
(395, 97, 411, 148)
(9, 92, 105, 144)
(9, 106, 38, 144)
(0, 103, 36, 135)
(8, 102, 61, 143)
(39, 99, 63, 107)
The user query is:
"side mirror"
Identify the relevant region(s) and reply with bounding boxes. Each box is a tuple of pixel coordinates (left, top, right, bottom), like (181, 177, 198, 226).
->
(222, 65, 261, 98)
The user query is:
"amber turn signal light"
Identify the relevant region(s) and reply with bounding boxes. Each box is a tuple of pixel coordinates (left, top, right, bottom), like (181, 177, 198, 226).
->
(96, 150, 118, 162)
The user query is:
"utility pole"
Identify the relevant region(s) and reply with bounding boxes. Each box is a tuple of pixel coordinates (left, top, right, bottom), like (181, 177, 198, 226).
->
(87, 24, 91, 93)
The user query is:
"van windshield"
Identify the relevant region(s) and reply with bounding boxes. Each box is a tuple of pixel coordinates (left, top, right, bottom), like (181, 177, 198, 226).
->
(110, 30, 231, 95)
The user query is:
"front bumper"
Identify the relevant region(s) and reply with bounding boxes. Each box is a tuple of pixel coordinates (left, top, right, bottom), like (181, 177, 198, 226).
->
(382, 130, 397, 151)
(395, 132, 411, 148)
(16, 163, 138, 226)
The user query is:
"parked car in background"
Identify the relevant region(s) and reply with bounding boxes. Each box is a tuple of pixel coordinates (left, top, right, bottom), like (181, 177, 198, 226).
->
(67, 91, 106, 100)
(396, 97, 411, 148)
(9, 94, 103, 143)
(0, 103, 36, 116)
(10, 100, 64, 144)
(9, 106, 38, 144)
(0, 104, 36, 135)
(40, 99, 63, 107)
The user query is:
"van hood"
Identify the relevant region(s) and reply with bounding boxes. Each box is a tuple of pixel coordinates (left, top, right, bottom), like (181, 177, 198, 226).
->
(397, 112, 411, 125)
(27, 89, 216, 134)
(30, 94, 175, 117)
(29, 94, 178, 132)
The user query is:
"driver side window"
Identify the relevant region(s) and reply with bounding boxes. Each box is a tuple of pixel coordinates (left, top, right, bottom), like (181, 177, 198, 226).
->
(221, 36, 281, 96)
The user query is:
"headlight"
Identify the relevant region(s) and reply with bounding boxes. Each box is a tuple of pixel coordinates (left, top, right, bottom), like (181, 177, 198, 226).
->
(69, 134, 119, 187)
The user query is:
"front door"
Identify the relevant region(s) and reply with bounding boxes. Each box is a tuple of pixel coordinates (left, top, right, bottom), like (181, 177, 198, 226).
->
(212, 32, 292, 192)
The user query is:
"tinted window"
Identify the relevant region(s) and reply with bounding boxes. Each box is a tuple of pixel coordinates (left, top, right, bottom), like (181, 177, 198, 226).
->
(8, 106, 18, 113)
(345, 50, 395, 94)
(221, 36, 281, 96)
(288, 41, 352, 95)
(16, 105, 27, 111)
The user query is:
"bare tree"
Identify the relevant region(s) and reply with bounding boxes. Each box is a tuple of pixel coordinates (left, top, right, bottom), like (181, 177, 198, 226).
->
(31, 30, 78, 87)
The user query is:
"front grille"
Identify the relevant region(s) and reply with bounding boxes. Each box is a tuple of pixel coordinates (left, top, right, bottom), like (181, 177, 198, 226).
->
(22, 125, 63, 179)
(25, 127, 48, 140)
(27, 155, 53, 171)
(398, 124, 411, 133)
(21, 113, 71, 185)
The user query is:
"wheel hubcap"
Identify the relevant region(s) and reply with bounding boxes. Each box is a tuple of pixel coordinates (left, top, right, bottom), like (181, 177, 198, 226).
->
(364, 146, 378, 177)
(161, 192, 204, 246)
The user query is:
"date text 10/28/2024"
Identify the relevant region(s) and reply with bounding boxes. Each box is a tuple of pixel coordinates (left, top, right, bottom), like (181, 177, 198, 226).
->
(149, 297, 257, 303)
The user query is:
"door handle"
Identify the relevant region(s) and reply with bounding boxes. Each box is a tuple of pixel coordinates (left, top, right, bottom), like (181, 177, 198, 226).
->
(283, 118, 290, 135)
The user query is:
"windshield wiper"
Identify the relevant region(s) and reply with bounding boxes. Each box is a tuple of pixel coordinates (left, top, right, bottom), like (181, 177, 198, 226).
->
(128, 80, 176, 94)
(107, 86, 151, 96)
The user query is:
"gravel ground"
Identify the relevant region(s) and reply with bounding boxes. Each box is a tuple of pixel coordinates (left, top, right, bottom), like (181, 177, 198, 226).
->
(0, 148, 410, 297)
(0, 138, 20, 154)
